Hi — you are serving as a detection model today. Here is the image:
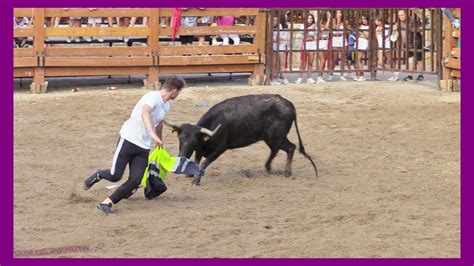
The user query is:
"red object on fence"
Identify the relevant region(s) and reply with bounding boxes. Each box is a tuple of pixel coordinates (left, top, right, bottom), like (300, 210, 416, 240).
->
(171, 8, 182, 41)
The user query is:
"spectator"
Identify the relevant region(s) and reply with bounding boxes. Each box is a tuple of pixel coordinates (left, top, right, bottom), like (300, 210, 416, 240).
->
(315, 10, 331, 84)
(270, 13, 289, 85)
(85, 9, 103, 42)
(344, 29, 358, 80)
(295, 13, 317, 84)
(329, 10, 347, 81)
(355, 12, 369, 81)
(196, 8, 211, 46)
(179, 9, 198, 46)
(375, 14, 398, 81)
(393, 9, 424, 81)
(63, 9, 81, 43)
(13, 16, 31, 48)
(216, 15, 240, 45)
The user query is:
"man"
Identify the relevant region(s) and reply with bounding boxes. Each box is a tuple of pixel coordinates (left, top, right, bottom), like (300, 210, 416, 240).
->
(84, 76, 186, 216)
(393, 10, 425, 82)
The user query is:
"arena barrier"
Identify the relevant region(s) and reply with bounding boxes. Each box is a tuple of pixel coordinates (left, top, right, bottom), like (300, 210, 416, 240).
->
(266, 9, 447, 86)
(13, 8, 267, 93)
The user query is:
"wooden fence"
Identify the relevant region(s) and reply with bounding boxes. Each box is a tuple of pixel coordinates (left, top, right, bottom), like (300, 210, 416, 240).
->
(440, 8, 460, 92)
(13, 8, 267, 93)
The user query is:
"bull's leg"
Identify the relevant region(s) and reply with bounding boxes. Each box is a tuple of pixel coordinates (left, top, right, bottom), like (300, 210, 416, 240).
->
(280, 138, 296, 177)
(265, 148, 279, 174)
(192, 149, 226, 186)
(264, 139, 284, 174)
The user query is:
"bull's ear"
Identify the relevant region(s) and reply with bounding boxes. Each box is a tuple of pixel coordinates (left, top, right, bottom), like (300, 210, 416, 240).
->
(171, 128, 181, 136)
(163, 120, 181, 136)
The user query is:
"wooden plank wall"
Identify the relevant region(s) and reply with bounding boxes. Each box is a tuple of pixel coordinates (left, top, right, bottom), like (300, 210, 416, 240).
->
(13, 8, 267, 92)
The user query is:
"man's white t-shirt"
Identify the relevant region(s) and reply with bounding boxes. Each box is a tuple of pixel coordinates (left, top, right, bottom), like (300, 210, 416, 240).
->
(119, 91, 170, 149)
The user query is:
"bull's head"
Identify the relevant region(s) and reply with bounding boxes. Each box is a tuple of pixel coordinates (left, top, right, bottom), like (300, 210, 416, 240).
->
(164, 121, 221, 159)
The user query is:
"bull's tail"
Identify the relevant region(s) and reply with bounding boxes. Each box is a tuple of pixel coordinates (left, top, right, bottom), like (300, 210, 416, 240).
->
(293, 115, 318, 177)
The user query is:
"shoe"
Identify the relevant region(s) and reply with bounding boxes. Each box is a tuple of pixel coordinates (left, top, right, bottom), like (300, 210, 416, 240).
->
(350, 74, 358, 81)
(416, 75, 424, 81)
(357, 76, 366, 82)
(74, 37, 81, 43)
(270, 80, 281, 86)
(328, 75, 334, 81)
(403, 76, 413, 82)
(98, 38, 104, 42)
(96, 203, 114, 216)
(280, 78, 289, 85)
(307, 78, 316, 84)
(212, 40, 222, 45)
(340, 75, 347, 81)
(84, 37, 92, 42)
(84, 169, 103, 190)
(295, 77, 303, 84)
(66, 37, 72, 43)
(316, 77, 326, 84)
(423, 44, 432, 51)
(387, 75, 399, 81)
(124, 37, 129, 43)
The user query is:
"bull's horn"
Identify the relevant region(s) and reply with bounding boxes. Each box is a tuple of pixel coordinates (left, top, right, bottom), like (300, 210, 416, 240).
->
(200, 124, 221, 137)
(163, 120, 181, 130)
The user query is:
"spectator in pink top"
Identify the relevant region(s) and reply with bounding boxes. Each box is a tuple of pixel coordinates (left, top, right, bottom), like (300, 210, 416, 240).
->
(215, 16, 240, 45)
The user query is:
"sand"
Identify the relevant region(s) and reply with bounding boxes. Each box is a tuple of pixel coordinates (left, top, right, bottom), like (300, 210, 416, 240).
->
(14, 80, 460, 258)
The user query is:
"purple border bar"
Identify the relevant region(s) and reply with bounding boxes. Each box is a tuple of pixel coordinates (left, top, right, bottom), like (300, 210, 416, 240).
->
(2, 0, 472, 265)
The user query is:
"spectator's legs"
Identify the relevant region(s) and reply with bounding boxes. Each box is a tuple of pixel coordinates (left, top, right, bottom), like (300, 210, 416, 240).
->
(229, 35, 240, 45)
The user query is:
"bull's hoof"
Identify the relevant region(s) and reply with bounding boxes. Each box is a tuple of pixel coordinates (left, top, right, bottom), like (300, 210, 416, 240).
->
(191, 179, 201, 186)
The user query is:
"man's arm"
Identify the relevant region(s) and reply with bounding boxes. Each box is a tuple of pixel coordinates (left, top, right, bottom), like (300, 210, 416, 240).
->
(155, 121, 164, 143)
(142, 105, 163, 147)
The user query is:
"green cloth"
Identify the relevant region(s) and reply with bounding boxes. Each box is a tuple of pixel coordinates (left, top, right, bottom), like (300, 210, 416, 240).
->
(141, 147, 177, 187)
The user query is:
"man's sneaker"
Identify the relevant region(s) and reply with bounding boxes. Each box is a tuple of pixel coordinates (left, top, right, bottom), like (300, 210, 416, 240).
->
(96, 203, 114, 216)
(403, 75, 414, 82)
(307, 78, 316, 84)
(280, 78, 289, 85)
(295, 77, 303, 84)
(328, 75, 334, 81)
(340, 75, 347, 81)
(316, 77, 326, 84)
(416, 75, 424, 81)
(84, 170, 102, 190)
(357, 76, 367, 82)
(66, 37, 72, 43)
(270, 80, 281, 86)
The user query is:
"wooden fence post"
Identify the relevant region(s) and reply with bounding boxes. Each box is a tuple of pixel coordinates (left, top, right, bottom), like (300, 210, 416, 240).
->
(31, 8, 47, 93)
(249, 9, 267, 86)
(145, 8, 160, 90)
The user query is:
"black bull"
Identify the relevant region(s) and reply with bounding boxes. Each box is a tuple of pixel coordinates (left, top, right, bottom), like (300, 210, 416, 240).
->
(165, 94, 318, 185)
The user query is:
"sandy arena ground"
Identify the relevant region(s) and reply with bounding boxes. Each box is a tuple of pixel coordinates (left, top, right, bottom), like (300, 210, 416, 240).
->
(14, 79, 460, 258)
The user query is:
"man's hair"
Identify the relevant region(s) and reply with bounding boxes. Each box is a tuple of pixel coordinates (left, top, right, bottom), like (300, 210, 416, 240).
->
(163, 75, 186, 91)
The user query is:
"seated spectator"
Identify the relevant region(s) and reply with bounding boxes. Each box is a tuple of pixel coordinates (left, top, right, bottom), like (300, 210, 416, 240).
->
(179, 9, 198, 46)
(63, 8, 82, 43)
(215, 15, 240, 45)
(85, 8, 103, 42)
(14, 16, 31, 48)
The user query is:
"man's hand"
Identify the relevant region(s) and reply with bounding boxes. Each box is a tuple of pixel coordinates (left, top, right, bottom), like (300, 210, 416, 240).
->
(152, 135, 164, 148)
